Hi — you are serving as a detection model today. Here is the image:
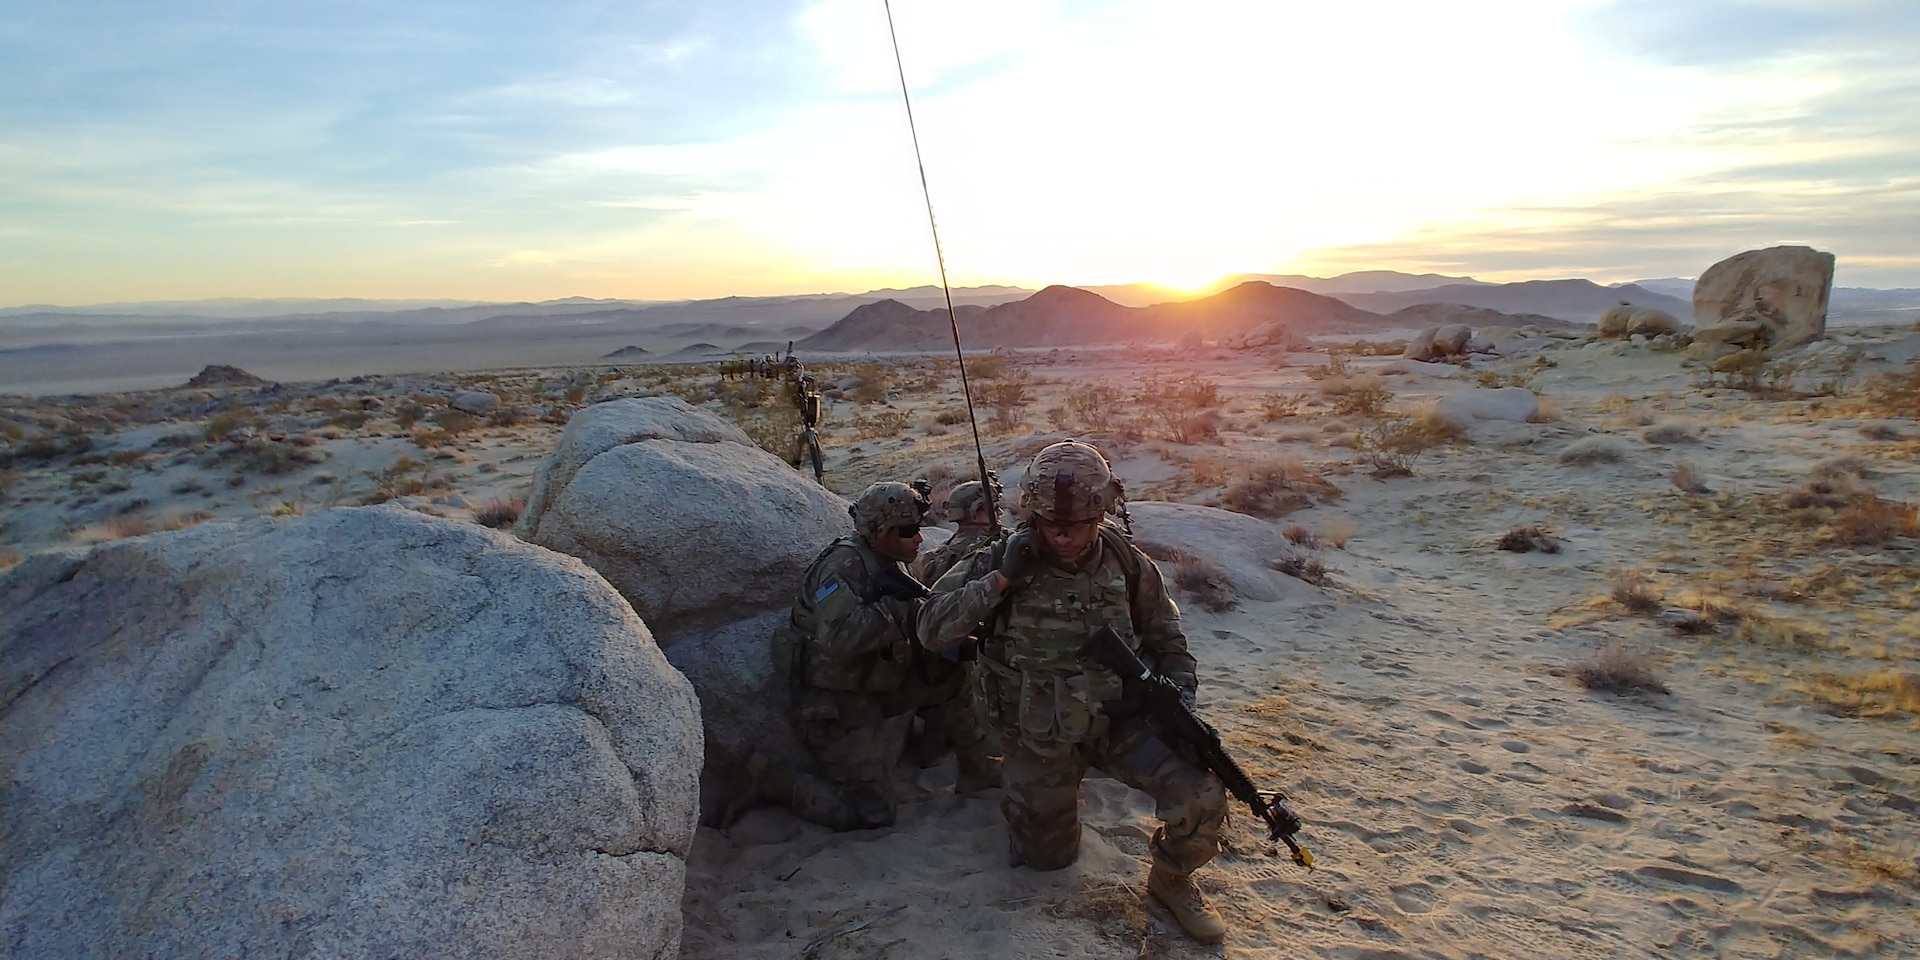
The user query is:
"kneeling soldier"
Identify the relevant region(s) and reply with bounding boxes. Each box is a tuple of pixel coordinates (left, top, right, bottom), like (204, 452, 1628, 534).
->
(917, 441, 1230, 943)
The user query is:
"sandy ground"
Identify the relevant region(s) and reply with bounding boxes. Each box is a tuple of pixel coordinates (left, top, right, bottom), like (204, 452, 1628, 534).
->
(4, 326, 1918, 959)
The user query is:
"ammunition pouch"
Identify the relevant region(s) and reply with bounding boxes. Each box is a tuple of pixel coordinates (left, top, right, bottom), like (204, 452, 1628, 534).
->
(977, 657, 1122, 748)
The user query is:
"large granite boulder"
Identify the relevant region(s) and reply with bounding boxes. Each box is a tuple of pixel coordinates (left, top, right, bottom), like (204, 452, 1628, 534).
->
(1404, 324, 1474, 362)
(514, 395, 852, 801)
(1126, 501, 1319, 604)
(518, 396, 754, 539)
(1599, 302, 1683, 339)
(1693, 245, 1835, 348)
(0, 506, 702, 960)
(519, 435, 850, 635)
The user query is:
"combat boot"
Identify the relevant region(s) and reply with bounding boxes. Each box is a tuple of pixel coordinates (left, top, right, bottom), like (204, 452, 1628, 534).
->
(717, 752, 795, 829)
(1147, 864, 1227, 944)
(952, 739, 1002, 795)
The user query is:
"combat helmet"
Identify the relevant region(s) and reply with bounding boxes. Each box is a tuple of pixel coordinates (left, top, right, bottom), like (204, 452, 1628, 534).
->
(942, 481, 989, 523)
(849, 481, 930, 538)
(1019, 441, 1120, 524)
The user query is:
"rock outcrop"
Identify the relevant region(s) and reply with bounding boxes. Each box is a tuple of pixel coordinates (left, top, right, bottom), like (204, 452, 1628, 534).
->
(0, 507, 702, 960)
(1598, 301, 1682, 339)
(1126, 502, 1321, 604)
(1435, 386, 1540, 427)
(1692, 245, 1835, 348)
(516, 395, 850, 803)
(1403, 324, 1477, 361)
(183, 364, 268, 388)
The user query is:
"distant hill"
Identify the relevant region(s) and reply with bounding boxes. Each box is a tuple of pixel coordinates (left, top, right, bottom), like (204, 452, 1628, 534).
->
(1079, 270, 1486, 307)
(1336, 279, 1690, 323)
(801, 281, 1390, 351)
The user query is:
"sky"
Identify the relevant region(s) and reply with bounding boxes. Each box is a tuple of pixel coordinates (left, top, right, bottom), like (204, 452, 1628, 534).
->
(2, 0, 1917, 306)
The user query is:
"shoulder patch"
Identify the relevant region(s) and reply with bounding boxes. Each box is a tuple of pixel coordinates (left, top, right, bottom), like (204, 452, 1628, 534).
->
(814, 576, 858, 623)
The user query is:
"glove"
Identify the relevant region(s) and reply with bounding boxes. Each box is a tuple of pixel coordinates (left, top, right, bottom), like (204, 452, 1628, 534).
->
(997, 529, 1041, 585)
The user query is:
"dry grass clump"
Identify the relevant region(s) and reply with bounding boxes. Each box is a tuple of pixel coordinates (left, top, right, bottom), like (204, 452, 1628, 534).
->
(1282, 524, 1318, 546)
(1496, 524, 1561, 553)
(1572, 643, 1669, 694)
(1353, 416, 1456, 477)
(1857, 421, 1907, 441)
(1642, 421, 1698, 444)
(1832, 492, 1920, 546)
(1803, 670, 1920, 718)
(1324, 378, 1393, 418)
(474, 497, 526, 529)
(1857, 363, 1920, 416)
(1811, 455, 1873, 481)
(1321, 517, 1354, 548)
(1214, 461, 1340, 519)
(1258, 393, 1306, 420)
(1610, 569, 1660, 614)
(1559, 435, 1630, 465)
(1669, 462, 1711, 494)
(1269, 553, 1328, 586)
(1135, 374, 1224, 443)
(1168, 553, 1237, 613)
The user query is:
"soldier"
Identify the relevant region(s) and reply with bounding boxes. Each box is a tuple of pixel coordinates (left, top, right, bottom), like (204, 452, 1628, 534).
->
(917, 441, 1229, 944)
(722, 481, 935, 831)
(916, 477, 1003, 583)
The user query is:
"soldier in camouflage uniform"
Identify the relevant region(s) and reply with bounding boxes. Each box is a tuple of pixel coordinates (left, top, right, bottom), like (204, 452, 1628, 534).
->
(917, 441, 1230, 943)
(916, 477, 1003, 583)
(893, 476, 1007, 782)
(726, 481, 991, 830)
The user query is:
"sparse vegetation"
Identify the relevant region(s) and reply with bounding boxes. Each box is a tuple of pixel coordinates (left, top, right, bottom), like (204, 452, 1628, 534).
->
(1610, 569, 1660, 614)
(1269, 553, 1328, 586)
(1497, 524, 1561, 553)
(474, 497, 526, 529)
(1572, 643, 1669, 694)
(1669, 462, 1710, 494)
(1168, 553, 1237, 614)
(1213, 460, 1339, 519)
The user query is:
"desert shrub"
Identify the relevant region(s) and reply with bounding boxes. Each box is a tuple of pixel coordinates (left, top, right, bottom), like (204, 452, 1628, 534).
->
(364, 455, 427, 503)
(486, 407, 525, 428)
(853, 410, 914, 439)
(474, 497, 526, 529)
(204, 413, 246, 442)
(1188, 455, 1229, 486)
(1496, 524, 1560, 553)
(1832, 493, 1920, 546)
(1669, 462, 1710, 494)
(979, 374, 1033, 430)
(967, 354, 1014, 381)
(1282, 524, 1317, 546)
(1168, 553, 1237, 613)
(1353, 417, 1451, 477)
(1328, 381, 1393, 418)
(240, 439, 321, 475)
(1474, 368, 1537, 390)
(1559, 435, 1629, 464)
(1064, 383, 1125, 432)
(1213, 459, 1339, 518)
(1305, 354, 1351, 381)
(1269, 553, 1328, 585)
(1135, 375, 1223, 443)
(392, 402, 425, 429)
(1804, 670, 1920, 718)
(1858, 365, 1920, 417)
(1258, 393, 1305, 420)
(1812, 455, 1872, 481)
(934, 409, 968, 426)
(848, 364, 893, 403)
(1642, 421, 1697, 444)
(1610, 569, 1660, 613)
(732, 401, 804, 460)
(1573, 643, 1669, 694)
(435, 409, 479, 436)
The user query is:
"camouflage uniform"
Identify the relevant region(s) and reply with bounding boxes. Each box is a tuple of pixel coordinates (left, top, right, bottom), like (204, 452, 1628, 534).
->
(777, 537, 915, 828)
(760, 482, 929, 830)
(917, 441, 1228, 941)
(896, 480, 1002, 770)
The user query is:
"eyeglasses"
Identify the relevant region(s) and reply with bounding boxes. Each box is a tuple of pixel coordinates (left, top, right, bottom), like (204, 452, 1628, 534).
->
(1033, 517, 1099, 534)
(894, 524, 921, 538)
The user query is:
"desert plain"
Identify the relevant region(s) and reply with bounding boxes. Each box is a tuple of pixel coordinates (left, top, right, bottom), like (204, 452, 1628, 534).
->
(3, 321, 1919, 959)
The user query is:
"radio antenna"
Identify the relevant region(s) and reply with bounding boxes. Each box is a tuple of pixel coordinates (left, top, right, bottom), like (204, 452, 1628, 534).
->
(882, 0, 1000, 532)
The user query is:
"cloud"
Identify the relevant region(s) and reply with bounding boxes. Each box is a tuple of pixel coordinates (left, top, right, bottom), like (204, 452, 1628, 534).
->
(1579, 0, 1920, 67)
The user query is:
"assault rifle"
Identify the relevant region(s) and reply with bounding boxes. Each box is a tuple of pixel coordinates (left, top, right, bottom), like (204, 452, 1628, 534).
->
(1081, 625, 1314, 869)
